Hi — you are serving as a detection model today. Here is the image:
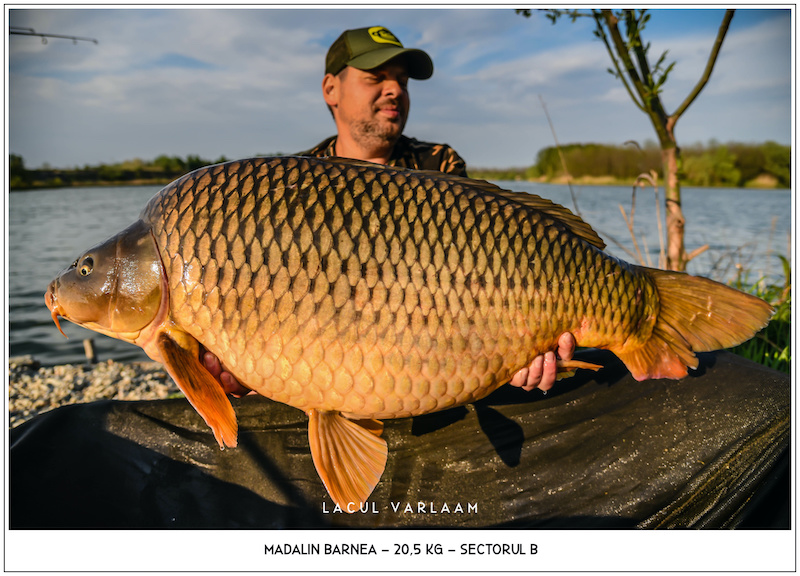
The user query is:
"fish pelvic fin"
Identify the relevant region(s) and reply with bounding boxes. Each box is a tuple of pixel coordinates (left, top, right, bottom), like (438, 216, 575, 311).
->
(617, 267, 775, 381)
(156, 331, 238, 449)
(307, 409, 388, 512)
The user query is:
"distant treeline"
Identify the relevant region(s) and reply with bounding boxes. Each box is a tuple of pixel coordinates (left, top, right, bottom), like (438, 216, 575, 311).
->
(471, 141, 791, 189)
(10, 140, 791, 190)
(9, 154, 230, 190)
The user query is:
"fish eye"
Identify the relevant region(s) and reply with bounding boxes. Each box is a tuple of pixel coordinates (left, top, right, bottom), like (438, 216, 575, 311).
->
(79, 256, 94, 277)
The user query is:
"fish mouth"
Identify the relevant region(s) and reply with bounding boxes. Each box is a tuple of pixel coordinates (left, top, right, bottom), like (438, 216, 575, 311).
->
(44, 282, 68, 338)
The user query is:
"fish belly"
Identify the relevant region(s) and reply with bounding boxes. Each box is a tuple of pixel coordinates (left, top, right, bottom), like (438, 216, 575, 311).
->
(142, 157, 656, 419)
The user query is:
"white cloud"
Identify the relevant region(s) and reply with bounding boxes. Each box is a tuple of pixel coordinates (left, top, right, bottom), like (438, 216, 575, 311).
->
(8, 7, 792, 169)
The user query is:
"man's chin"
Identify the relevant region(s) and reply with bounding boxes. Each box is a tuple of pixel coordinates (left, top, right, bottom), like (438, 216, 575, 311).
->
(354, 119, 405, 145)
(377, 121, 405, 142)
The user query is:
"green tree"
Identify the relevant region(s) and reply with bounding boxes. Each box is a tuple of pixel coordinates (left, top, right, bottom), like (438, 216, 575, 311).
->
(9, 154, 28, 188)
(682, 145, 740, 187)
(153, 154, 186, 174)
(729, 142, 765, 185)
(9, 153, 25, 173)
(710, 146, 741, 186)
(97, 163, 123, 181)
(762, 141, 791, 187)
(185, 154, 207, 171)
(521, 9, 736, 271)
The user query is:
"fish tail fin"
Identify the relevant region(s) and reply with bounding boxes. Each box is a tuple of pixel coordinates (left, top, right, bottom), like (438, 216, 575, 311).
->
(307, 409, 387, 512)
(616, 268, 774, 381)
(156, 331, 238, 449)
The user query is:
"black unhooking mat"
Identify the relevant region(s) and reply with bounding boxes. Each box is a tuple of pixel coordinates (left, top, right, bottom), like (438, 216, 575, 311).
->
(9, 350, 790, 529)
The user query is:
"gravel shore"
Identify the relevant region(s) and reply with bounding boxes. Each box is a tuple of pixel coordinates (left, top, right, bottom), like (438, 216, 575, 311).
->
(8, 356, 181, 428)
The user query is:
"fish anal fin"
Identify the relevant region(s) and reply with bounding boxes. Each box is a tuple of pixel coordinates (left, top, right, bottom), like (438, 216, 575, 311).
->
(616, 325, 696, 381)
(156, 331, 238, 449)
(307, 409, 387, 512)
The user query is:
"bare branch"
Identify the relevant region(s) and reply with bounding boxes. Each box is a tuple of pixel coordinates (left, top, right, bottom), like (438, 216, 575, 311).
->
(672, 10, 735, 121)
(591, 11, 646, 112)
(628, 12, 657, 100)
(600, 10, 654, 113)
(538, 95, 581, 217)
(686, 244, 710, 262)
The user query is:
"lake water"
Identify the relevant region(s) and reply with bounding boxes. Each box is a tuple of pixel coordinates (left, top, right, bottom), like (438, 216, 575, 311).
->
(7, 181, 791, 366)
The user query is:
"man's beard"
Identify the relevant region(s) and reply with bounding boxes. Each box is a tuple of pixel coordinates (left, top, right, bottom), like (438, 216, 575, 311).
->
(352, 106, 407, 148)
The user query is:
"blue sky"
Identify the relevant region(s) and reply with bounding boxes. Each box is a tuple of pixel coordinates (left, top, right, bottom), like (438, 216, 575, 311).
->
(7, 6, 793, 170)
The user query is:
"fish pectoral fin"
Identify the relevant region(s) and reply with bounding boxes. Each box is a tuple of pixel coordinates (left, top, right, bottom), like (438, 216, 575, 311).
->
(307, 409, 387, 512)
(555, 358, 603, 380)
(156, 331, 238, 449)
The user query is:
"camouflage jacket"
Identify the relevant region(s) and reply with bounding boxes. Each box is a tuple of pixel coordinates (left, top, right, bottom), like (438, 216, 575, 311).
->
(298, 135, 468, 177)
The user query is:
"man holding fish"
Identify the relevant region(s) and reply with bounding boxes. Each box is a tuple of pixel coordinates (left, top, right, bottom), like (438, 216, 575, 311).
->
(39, 24, 777, 517)
(205, 26, 577, 398)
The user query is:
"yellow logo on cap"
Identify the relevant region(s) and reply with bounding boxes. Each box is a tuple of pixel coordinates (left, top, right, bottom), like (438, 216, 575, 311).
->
(368, 27, 402, 47)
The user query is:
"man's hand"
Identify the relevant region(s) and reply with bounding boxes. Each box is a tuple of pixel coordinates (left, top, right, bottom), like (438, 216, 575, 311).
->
(509, 332, 576, 393)
(202, 349, 253, 398)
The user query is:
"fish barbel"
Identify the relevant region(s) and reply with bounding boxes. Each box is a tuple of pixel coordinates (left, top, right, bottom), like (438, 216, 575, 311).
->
(45, 156, 773, 509)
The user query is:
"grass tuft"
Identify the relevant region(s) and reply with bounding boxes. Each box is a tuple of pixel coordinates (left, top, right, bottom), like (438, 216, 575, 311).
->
(729, 255, 791, 374)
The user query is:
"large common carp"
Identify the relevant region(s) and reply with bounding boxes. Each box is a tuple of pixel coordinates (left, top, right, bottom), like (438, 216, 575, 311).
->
(45, 156, 773, 509)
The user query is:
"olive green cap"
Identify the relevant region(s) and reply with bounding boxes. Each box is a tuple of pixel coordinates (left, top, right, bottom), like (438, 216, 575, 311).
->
(325, 26, 433, 79)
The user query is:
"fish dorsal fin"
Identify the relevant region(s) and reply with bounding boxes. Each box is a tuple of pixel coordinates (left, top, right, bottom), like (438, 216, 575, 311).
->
(314, 157, 605, 250)
(314, 156, 386, 170)
(156, 330, 238, 449)
(490, 188, 606, 250)
(455, 177, 606, 250)
(307, 409, 388, 511)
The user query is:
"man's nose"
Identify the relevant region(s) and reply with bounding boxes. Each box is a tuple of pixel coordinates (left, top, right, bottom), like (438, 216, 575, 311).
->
(382, 79, 405, 98)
